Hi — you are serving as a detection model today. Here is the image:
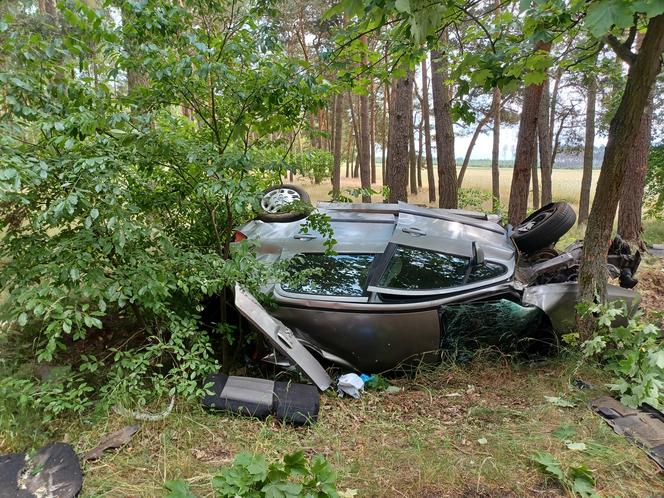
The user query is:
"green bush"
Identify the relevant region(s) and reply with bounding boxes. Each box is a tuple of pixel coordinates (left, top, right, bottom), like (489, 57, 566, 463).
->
(579, 302, 664, 408)
(0, 0, 325, 415)
(165, 451, 340, 498)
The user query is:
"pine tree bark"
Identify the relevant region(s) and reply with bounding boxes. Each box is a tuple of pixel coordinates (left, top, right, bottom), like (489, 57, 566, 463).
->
(579, 14, 664, 304)
(507, 40, 551, 226)
(538, 78, 553, 205)
(579, 72, 597, 226)
(532, 137, 540, 209)
(332, 93, 344, 198)
(417, 118, 423, 188)
(422, 59, 436, 203)
(359, 36, 372, 202)
(386, 73, 414, 203)
(618, 101, 651, 248)
(370, 79, 377, 184)
(382, 82, 389, 184)
(409, 112, 417, 195)
(431, 35, 458, 209)
(491, 88, 501, 212)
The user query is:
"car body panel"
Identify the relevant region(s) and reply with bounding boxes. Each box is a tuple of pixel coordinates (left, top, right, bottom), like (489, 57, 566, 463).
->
(521, 282, 641, 332)
(271, 305, 442, 372)
(234, 284, 332, 390)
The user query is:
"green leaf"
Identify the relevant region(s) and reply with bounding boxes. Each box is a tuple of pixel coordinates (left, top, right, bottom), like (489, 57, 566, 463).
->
(524, 71, 546, 86)
(585, 0, 634, 37)
(531, 452, 565, 481)
(565, 441, 587, 451)
(164, 478, 196, 498)
(544, 396, 576, 408)
(18, 312, 28, 327)
(395, 0, 411, 13)
(553, 425, 576, 440)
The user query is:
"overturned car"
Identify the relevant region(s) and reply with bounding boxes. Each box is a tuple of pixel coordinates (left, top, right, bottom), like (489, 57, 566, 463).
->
(235, 189, 641, 378)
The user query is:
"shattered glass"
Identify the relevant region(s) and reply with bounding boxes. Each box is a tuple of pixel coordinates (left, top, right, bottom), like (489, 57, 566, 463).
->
(440, 299, 546, 359)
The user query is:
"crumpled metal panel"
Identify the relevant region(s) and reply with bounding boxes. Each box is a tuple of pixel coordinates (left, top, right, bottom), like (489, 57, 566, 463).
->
(590, 396, 664, 469)
(234, 285, 332, 391)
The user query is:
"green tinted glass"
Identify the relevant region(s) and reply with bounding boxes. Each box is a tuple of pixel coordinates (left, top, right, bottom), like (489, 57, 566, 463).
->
(378, 246, 506, 290)
(378, 246, 468, 289)
(282, 254, 375, 296)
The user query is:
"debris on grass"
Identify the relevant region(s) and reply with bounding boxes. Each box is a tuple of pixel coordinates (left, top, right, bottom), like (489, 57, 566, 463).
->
(82, 424, 140, 462)
(544, 395, 577, 408)
(0, 442, 82, 498)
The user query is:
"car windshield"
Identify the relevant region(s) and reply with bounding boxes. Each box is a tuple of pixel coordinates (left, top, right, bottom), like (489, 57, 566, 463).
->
(377, 246, 506, 290)
(282, 254, 375, 297)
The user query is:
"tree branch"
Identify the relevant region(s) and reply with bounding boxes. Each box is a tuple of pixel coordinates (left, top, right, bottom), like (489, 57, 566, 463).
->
(604, 33, 636, 65)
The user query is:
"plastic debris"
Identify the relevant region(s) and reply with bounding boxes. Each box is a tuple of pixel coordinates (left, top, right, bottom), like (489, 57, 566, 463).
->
(337, 373, 365, 398)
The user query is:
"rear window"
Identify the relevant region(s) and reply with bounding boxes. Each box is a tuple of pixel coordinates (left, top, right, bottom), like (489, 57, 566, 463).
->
(377, 246, 506, 290)
(281, 254, 375, 297)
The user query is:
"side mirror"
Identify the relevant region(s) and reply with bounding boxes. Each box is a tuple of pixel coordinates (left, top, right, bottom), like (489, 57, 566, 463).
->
(472, 241, 485, 266)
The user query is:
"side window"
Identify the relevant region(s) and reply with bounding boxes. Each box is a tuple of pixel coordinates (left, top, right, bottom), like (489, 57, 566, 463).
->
(377, 246, 468, 290)
(376, 246, 507, 290)
(467, 262, 507, 282)
(281, 254, 375, 297)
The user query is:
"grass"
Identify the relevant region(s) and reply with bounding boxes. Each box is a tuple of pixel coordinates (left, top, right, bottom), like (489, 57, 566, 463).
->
(11, 356, 661, 497)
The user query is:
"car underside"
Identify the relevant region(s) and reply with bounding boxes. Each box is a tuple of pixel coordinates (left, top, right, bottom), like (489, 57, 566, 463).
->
(235, 198, 641, 376)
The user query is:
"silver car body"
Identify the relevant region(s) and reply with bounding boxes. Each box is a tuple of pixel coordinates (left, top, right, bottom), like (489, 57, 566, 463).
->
(238, 202, 640, 373)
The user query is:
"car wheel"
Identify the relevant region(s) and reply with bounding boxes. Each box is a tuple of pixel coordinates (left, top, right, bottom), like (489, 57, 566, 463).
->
(257, 184, 311, 223)
(513, 202, 576, 254)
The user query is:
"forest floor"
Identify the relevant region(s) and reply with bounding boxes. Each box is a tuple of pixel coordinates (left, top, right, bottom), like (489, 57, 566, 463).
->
(2, 170, 664, 497)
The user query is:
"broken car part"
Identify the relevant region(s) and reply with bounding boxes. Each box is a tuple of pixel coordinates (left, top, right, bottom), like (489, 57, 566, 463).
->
(590, 396, 664, 469)
(234, 284, 332, 391)
(202, 373, 320, 425)
(0, 443, 83, 498)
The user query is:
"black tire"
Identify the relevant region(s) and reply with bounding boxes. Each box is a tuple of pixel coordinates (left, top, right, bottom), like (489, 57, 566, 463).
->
(513, 202, 576, 254)
(256, 184, 311, 223)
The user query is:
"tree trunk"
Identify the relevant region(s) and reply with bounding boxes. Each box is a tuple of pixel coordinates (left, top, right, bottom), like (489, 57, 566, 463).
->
(618, 102, 651, 249)
(532, 136, 540, 209)
(507, 40, 551, 226)
(538, 78, 553, 205)
(409, 111, 417, 195)
(548, 68, 562, 164)
(579, 14, 664, 304)
(457, 113, 491, 188)
(332, 93, 344, 198)
(417, 117, 423, 188)
(345, 131, 354, 178)
(359, 36, 372, 202)
(431, 35, 457, 209)
(618, 33, 652, 249)
(422, 58, 436, 203)
(370, 79, 377, 184)
(386, 73, 413, 203)
(579, 73, 598, 226)
(382, 82, 389, 184)
(491, 88, 501, 213)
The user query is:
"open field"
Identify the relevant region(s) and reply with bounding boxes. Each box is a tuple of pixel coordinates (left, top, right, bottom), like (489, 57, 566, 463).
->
(293, 166, 664, 244)
(296, 166, 595, 212)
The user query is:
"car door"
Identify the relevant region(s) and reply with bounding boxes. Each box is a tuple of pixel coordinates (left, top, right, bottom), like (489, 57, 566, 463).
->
(366, 212, 514, 298)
